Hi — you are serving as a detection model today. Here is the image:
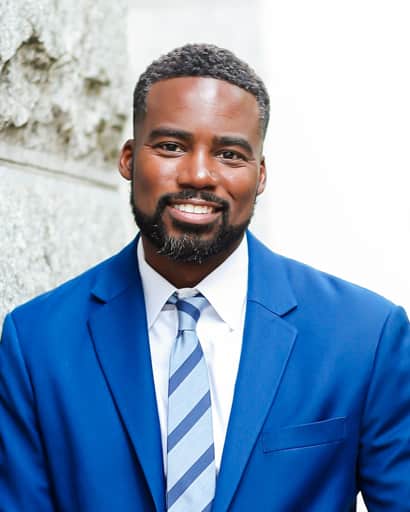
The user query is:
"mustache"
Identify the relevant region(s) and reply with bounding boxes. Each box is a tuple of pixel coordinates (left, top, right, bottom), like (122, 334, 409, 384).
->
(157, 189, 229, 211)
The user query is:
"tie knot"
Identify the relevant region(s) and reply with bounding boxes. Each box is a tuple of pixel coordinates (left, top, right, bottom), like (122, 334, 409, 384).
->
(168, 293, 207, 332)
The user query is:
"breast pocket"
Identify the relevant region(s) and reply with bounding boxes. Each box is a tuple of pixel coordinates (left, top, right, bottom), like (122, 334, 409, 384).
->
(262, 417, 346, 453)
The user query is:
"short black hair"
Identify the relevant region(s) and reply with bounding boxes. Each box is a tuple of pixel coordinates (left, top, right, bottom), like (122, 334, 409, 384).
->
(133, 43, 270, 137)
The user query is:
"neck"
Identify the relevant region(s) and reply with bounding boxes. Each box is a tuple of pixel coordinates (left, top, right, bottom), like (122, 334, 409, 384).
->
(140, 236, 243, 288)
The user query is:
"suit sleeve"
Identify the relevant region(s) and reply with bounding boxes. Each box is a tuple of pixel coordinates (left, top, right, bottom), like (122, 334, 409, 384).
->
(0, 313, 56, 512)
(359, 305, 410, 510)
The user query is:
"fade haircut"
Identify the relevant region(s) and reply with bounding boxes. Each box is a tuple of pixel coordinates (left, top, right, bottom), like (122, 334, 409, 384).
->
(133, 43, 270, 138)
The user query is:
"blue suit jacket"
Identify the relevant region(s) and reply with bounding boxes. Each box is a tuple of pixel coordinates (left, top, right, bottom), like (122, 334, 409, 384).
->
(1, 232, 409, 511)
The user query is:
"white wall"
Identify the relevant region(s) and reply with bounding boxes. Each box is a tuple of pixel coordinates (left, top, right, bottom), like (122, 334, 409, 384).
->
(259, 0, 410, 313)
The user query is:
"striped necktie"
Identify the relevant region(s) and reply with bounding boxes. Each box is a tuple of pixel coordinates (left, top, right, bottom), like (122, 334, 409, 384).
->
(166, 293, 215, 512)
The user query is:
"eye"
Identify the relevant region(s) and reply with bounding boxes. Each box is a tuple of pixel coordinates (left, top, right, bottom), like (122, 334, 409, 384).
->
(217, 150, 246, 161)
(156, 142, 184, 153)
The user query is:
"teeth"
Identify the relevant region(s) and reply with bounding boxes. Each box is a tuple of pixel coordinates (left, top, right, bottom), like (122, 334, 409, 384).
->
(173, 203, 214, 214)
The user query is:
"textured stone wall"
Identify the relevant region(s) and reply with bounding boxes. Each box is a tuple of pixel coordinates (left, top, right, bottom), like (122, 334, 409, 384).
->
(0, 0, 128, 164)
(0, 0, 131, 324)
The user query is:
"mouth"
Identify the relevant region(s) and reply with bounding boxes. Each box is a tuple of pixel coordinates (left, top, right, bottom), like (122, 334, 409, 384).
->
(167, 199, 223, 225)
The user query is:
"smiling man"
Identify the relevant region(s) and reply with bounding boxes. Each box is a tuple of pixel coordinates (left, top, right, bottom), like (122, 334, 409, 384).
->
(1, 44, 409, 512)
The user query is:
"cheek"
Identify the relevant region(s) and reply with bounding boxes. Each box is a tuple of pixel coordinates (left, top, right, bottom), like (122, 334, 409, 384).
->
(223, 171, 260, 205)
(132, 156, 177, 205)
(131, 174, 158, 213)
(136, 149, 180, 177)
(235, 191, 257, 219)
(225, 186, 258, 225)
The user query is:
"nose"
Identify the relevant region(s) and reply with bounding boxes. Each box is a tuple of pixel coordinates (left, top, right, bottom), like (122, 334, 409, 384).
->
(177, 148, 217, 189)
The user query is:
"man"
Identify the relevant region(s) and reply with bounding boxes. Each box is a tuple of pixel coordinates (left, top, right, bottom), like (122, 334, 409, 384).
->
(0, 44, 409, 512)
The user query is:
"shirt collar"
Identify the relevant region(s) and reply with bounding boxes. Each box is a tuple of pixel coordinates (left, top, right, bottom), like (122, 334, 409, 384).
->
(137, 236, 248, 330)
(137, 240, 176, 329)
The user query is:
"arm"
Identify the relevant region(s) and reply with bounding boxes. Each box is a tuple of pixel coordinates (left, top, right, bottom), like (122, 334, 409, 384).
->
(359, 305, 410, 510)
(0, 313, 56, 512)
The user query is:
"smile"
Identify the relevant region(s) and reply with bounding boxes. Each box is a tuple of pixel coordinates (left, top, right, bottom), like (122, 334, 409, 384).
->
(167, 201, 222, 225)
(173, 203, 214, 214)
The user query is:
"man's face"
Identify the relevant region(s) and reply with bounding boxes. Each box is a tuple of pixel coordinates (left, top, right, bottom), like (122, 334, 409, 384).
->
(120, 76, 266, 263)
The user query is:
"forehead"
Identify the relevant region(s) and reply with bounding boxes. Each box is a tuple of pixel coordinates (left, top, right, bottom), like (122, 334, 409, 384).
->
(141, 76, 261, 143)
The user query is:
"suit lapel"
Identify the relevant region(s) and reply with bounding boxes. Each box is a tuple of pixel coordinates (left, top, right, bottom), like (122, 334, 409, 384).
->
(88, 240, 165, 512)
(213, 233, 298, 511)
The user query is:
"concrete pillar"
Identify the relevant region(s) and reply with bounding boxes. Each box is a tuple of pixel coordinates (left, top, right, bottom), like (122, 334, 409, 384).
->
(0, 0, 130, 323)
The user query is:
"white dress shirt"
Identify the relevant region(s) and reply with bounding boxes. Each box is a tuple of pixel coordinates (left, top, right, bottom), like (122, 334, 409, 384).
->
(137, 237, 248, 475)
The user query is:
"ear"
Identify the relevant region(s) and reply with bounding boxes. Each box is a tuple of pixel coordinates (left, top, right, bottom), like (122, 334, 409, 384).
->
(118, 139, 135, 181)
(256, 156, 266, 195)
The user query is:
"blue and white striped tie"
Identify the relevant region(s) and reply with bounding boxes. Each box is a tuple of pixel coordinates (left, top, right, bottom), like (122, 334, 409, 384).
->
(166, 293, 215, 512)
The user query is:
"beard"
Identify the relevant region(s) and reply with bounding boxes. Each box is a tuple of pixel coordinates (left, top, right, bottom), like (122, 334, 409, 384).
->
(130, 187, 253, 264)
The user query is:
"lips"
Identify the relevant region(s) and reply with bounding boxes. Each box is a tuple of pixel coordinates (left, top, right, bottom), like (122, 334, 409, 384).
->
(167, 199, 222, 225)
(173, 203, 214, 214)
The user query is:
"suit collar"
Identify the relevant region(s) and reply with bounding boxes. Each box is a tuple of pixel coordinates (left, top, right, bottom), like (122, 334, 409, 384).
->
(246, 231, 298, 316)
(90, 238, 140, 304)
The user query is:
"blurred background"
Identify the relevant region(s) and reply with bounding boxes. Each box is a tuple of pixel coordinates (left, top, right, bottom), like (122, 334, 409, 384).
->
(1, 2, 409, 508)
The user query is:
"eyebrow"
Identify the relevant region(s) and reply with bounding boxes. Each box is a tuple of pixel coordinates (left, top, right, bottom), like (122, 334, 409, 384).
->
(148, 127, 193, 142)
(214, 136, 254, 156)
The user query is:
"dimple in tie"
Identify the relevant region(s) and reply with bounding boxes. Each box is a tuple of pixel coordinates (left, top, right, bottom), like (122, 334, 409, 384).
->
(166, 293, 215, 512)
